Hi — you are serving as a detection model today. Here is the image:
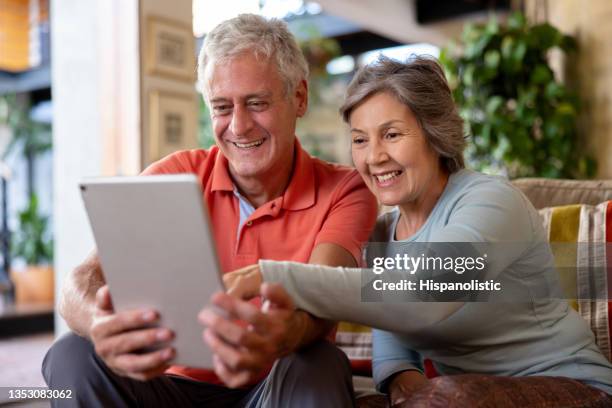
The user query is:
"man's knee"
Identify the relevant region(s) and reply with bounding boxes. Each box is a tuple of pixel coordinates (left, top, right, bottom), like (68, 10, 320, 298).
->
(284, 340, 352, 376)
(275, 340, 353, 388)
(42, 332, 97, 385)
(262, 341, 354, 407)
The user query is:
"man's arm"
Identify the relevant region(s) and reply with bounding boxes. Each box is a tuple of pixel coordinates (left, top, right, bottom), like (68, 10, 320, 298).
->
(58, 251, 105, 338)
(201, 243, 358, 387)
(59, 251, 175, 381)
(202, 172, 377, 387)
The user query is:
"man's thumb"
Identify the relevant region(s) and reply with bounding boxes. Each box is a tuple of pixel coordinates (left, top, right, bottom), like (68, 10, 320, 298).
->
(95, 285, 114, 311)
(261, 282, 294, 310)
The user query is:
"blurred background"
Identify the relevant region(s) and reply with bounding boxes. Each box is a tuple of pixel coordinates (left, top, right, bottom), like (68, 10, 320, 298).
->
(0, 0, 610, 402)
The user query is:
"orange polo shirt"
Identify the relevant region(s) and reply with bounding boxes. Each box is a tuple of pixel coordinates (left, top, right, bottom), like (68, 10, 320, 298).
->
(141, 140, 377, 383)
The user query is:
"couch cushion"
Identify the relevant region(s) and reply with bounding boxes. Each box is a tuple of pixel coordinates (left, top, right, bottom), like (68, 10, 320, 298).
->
(336, 322, 372, 375)
(538, 200, 612, 361)
(512, 178, 612, 209)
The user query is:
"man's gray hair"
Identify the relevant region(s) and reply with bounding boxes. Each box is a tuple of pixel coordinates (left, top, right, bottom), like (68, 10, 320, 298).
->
(340, 55, 466, 173)
(198, 14, 309, 98)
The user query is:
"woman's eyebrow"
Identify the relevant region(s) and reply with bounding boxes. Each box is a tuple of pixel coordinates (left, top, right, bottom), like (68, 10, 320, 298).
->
(378, 119, 406, 129)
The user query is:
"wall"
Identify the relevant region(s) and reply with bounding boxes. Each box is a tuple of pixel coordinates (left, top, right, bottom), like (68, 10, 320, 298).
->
(139, 0, 197, 168)
(52, 0, 194, 335)
(527, 0, 612, 178)
(51, 0, 140, 335)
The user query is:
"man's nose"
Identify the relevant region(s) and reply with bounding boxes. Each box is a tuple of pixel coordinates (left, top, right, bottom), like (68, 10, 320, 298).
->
(230, 106, 254, 137)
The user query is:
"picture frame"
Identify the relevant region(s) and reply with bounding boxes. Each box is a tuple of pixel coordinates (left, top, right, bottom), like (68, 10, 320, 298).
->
(148, 90, 197, 163)
(146, 16, 195, 81)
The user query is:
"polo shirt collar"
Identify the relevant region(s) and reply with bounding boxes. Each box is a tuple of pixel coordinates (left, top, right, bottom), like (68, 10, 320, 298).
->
(210, 147, 234, 192)
(209, 139, 316, 211)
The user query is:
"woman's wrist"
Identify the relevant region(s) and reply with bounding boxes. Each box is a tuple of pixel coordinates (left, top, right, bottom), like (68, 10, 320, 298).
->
(388, 370, 429, 406)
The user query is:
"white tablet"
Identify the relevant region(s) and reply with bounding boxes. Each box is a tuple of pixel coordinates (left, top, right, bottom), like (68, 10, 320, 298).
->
(79, 174, 222, 368)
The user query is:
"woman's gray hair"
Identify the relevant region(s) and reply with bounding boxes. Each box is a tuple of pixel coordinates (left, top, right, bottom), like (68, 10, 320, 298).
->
(340, 55, 466, 173)
(198, 14, 309, 99)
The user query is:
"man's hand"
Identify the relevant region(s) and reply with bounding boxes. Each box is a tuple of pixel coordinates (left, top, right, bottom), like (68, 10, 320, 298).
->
(388, 370, 429, 407)
(89, 285, 176, 381)
(198, 283, 305, 388)
(223, 264, 262, 299)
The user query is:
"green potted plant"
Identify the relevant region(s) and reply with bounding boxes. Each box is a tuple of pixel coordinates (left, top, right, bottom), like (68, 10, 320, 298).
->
(10, 194, 54, 304)
(439, 12, 594, 178)
(0, 93, 53, 303)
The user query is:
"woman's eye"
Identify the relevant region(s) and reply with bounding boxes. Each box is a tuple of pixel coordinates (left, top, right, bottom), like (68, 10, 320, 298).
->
(385, 132, 400, 139)
(352, 137, 366, 145)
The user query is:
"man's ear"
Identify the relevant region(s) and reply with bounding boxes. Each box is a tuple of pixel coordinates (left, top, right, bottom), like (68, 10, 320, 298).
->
(295, 79, 308, 118)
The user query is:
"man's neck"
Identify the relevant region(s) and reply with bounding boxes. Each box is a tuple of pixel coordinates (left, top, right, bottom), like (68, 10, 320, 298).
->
(231, 152, 295, 209)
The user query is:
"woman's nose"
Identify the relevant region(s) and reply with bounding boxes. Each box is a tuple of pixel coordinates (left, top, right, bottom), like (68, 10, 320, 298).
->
(366, 141, 390, 165)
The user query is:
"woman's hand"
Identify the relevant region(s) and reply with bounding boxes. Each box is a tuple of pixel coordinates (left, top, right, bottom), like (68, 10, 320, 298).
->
(223, 264, 263, 300)
(388, 370, 429, 407)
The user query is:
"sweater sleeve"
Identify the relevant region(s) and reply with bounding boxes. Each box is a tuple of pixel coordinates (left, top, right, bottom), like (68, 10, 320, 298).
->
(258, 181, 539, 324)
(372, 329, 424, 392)
(259, 260, 462, 331)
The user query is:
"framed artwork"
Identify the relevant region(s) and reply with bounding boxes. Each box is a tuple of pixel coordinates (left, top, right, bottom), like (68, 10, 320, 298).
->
(146, 16, 195, 81)
(148, 90, 197, 163)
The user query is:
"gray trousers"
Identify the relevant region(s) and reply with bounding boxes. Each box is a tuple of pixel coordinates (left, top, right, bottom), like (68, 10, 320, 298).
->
(42, 333, 355, 408)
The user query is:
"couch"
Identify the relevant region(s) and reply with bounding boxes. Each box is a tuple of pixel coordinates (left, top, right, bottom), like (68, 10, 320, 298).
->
(350, 177, 612, 407)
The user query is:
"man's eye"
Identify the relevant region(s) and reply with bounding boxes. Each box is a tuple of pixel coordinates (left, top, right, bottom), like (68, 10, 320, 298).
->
(352, 137, 366, 145)
(213, 106, 231, 115)
(385, 132, 400, 139)
(248, 101, 268, 110)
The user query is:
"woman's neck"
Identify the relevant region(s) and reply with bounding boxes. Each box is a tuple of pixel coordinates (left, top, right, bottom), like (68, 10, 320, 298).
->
(395, 167, 450, 240)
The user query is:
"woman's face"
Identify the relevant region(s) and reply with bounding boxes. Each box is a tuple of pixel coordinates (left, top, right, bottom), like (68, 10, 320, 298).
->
(349, 91, 441, 207)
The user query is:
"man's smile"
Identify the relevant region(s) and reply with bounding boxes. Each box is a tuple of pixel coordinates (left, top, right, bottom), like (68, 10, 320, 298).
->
(231, 137, 266, 149)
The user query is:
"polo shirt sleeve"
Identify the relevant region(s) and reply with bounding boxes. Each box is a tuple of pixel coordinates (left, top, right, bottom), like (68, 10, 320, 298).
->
(140, 150, 203, 175)
(313, 171, 378, 265)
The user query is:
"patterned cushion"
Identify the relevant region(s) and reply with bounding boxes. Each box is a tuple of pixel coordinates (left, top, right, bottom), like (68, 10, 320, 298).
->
(336, 322, 372, 375)
(538, 201, 612, 361)
(338, 200, 612, 374)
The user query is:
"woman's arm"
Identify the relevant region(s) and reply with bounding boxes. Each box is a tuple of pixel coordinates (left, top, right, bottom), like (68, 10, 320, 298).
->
(258, 260, 462, 332)
(372, 329, 424, 391)
(227, 180, 542, 331)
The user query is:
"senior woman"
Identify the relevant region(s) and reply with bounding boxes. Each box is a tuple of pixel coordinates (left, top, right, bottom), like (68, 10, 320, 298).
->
(224, 56, 612, 406)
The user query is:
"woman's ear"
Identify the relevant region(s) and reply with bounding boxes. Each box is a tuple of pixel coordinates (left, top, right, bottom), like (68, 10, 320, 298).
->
(295, 79, 308, 117)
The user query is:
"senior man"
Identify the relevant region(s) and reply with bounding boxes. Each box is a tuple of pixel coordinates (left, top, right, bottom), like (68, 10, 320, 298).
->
(42, 13, 377, 408)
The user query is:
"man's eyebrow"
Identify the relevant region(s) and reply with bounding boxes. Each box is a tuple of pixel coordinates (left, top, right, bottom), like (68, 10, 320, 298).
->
(209, 97, 230, 104)
(209, 91, 273, 104)
(245, 91, 272, 99)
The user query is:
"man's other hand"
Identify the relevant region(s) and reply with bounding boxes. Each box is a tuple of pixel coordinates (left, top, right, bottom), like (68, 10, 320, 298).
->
(89, 285, 175, 381)
(198, 283, 304, 388)
(223, 264, 262, 300)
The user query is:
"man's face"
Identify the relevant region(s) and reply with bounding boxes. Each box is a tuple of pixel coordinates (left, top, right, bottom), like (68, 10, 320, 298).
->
(206, 53, 307, 183)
